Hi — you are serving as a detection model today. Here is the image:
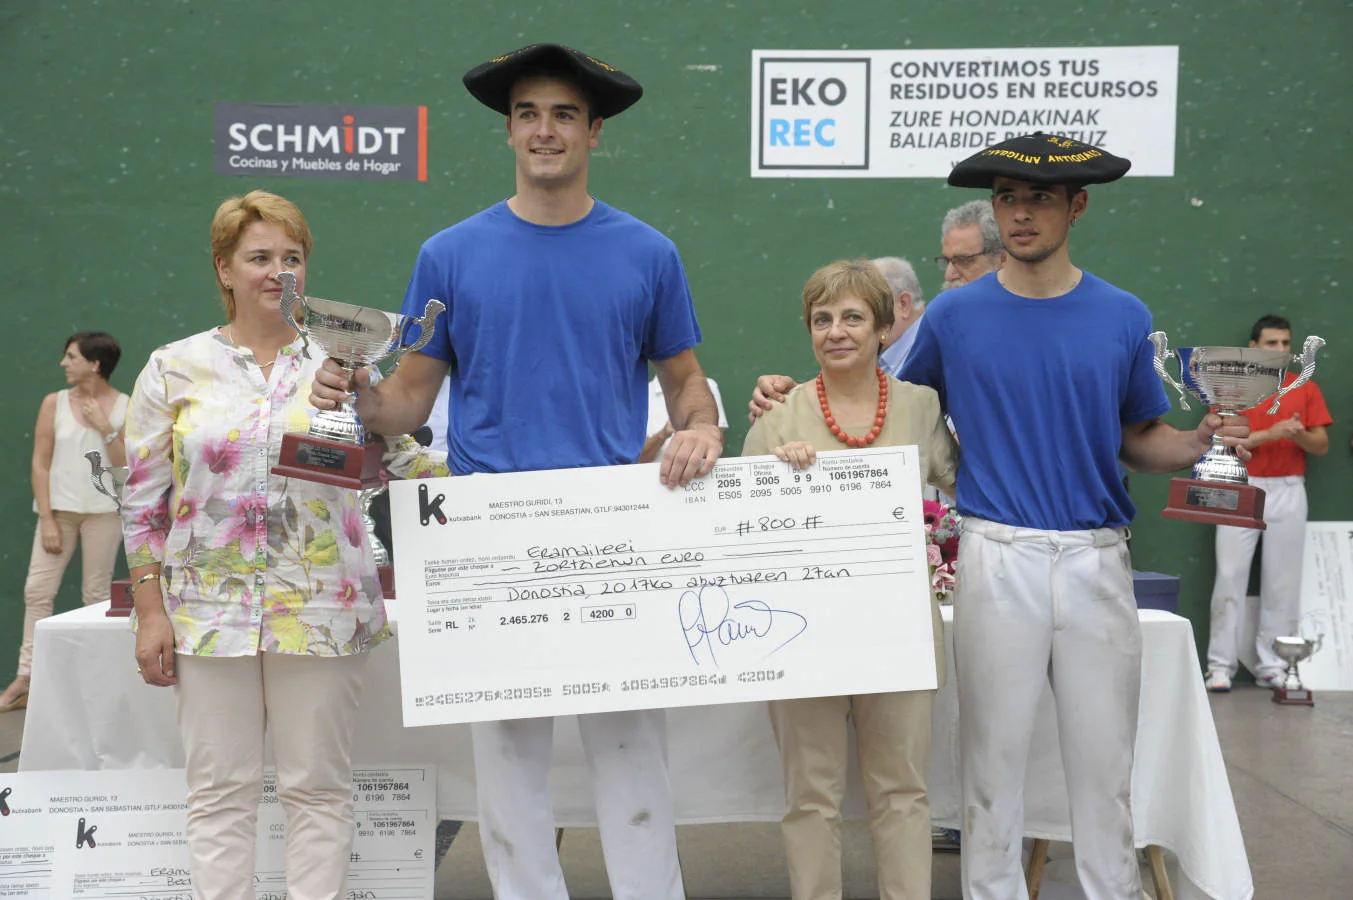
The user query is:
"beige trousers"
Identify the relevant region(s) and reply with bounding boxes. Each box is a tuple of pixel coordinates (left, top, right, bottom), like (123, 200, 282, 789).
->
(175, 651, 368, 900)
(18, 510, 122, 676)
(770, 689, 936, 900)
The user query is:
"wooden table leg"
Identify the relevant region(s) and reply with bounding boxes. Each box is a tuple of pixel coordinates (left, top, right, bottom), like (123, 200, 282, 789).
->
(1026, 838, 1050, 900)
(1146, 844, 1174, 900)
(555, 827, 565, 850)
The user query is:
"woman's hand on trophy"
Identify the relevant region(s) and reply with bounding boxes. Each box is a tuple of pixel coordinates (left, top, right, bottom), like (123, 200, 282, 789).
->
(134, 610, 178, 687)
(1198, 412, 1252, 460)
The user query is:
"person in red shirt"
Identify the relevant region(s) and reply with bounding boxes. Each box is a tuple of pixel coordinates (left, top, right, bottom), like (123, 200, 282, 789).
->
(1205, 315, 1332, 692)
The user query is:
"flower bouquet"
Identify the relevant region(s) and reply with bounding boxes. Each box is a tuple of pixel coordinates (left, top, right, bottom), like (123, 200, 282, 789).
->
(923, 498, 960, 603)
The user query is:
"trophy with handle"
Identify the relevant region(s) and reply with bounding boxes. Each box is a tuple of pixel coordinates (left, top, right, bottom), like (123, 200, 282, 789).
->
(1149, 331, 1324, 529)
(1272, 635, 1322, 705)
(272, 271, 444, 489)
(85, 450, 134, 617)
(1272, 612, 1327, 705)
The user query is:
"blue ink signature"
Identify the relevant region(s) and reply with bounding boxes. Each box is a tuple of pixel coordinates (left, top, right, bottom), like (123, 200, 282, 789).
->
(678, 585, 808, 666)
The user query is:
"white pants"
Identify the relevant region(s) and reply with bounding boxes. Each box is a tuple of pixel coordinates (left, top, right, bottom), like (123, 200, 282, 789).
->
(955, 518, 1142, 900)
(1208, 475, 1307, 678)
(471, 710, 683, 900)
(175, 652, 368, 900)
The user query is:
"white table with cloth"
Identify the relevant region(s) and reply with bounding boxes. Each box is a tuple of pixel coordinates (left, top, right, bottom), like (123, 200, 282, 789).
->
(20, 602, 1251, 900)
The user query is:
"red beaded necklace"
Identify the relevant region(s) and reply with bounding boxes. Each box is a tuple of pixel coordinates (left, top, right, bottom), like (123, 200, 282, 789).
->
(817, 367, 888, 447)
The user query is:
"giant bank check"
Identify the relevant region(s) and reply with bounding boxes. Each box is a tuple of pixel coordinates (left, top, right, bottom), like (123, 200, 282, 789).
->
(388, 446, 936, 727)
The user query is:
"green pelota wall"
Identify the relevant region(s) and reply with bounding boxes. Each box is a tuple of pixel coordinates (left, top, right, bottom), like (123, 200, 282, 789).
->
(2, 1, 1349, 672)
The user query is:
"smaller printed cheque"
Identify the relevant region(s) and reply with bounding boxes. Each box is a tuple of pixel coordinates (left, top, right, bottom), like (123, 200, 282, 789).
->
(388, 446, 937, 726)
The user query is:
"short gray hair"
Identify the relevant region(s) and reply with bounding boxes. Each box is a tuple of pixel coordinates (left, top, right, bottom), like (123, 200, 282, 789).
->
(870, 256, 925, 312)
(941, 199, 1002, 255)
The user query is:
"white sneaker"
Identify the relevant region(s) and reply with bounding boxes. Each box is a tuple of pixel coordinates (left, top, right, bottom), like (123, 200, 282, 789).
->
(1256, 671, 1286, 690)
(1204, 670, 1232, 693)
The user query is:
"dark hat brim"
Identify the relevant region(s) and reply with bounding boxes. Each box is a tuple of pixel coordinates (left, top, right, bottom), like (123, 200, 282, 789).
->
(463, 43, 643, 119)
(948, 132, 1131, 188)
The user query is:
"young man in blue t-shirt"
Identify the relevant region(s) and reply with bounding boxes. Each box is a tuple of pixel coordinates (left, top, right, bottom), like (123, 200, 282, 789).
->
(312, 44, 721, 900)
(899, 134, 1250, 900)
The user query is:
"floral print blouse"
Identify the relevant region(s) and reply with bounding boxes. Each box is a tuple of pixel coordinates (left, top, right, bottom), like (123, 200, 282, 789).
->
(121, 327, 441, 658)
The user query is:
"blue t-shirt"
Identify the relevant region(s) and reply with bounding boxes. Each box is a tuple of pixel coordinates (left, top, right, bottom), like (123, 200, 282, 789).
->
(399, 199, 702, 474)
(899, 270, 1169, 530)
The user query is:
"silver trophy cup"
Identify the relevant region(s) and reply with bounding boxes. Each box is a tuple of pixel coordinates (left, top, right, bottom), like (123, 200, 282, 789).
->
(278, 271, 444, 445)
(86, 450, 129, 512)
(1149, 332, 1324, 485)
(1272, 634, 1323, 704)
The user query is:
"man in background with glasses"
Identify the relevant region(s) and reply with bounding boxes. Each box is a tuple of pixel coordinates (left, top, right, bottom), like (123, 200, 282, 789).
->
(936, 198, 1006, 290)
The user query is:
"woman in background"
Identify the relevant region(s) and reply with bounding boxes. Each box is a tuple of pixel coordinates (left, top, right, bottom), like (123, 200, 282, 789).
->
(1, 332, 126, 712)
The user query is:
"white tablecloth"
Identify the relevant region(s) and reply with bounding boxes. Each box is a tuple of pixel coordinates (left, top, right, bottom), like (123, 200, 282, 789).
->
(20, 603, 1251, 900)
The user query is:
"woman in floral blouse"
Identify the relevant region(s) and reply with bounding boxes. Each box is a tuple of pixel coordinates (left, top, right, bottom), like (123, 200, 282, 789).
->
(121, 190, 391, 898)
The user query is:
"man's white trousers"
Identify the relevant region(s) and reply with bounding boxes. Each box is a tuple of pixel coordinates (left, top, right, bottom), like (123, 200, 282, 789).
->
(1208, 475, 1307, 678)
(955, 518, 1142, 900)
(470, 709, 683, 900)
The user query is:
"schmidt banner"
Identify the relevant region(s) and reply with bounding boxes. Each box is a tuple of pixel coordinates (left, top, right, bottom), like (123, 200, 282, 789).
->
(215, 103, 428, 181)
(751, 46, 1178, 178)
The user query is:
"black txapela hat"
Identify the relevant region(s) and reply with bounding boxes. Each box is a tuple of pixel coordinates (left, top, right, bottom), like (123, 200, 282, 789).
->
(948, 132, 1131, 189)
(462, 43, 643, 119)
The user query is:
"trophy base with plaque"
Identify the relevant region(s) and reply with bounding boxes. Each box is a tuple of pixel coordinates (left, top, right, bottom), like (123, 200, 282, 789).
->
(273, 432, 385, 490)
(1161, 478, 1267, 530)
(107, 578, 133, 617)
(1272, 685, 1314, 706)
(378, 565, 395, 599)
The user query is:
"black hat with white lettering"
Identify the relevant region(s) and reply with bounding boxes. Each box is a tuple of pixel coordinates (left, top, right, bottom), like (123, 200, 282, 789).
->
(463, 43, 642, 119)
(947, 132, 1131, 188)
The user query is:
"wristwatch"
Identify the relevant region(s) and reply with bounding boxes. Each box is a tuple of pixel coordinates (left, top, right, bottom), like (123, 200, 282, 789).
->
(101, 430, 117, 444)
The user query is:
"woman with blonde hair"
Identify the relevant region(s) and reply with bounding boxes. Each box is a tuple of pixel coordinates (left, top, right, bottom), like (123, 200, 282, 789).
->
(121, 190, 389, 899)
(742, 258, 958, 900)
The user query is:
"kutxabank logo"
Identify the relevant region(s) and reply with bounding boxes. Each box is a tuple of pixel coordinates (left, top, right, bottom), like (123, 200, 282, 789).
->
(76, 816, 98, 849)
